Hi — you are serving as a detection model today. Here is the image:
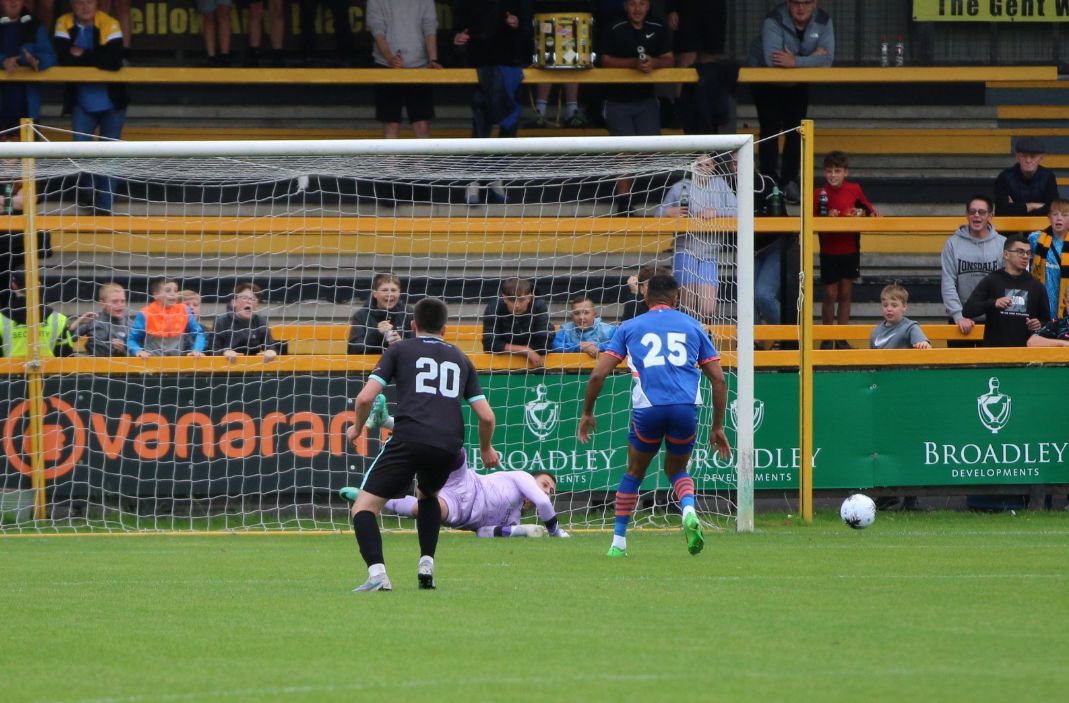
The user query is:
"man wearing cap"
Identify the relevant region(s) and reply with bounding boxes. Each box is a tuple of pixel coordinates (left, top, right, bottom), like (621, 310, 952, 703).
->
(994, 136, 1060, 216)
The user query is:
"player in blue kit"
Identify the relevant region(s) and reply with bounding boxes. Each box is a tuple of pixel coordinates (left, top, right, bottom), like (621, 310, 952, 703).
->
(577, 274, 731, 557)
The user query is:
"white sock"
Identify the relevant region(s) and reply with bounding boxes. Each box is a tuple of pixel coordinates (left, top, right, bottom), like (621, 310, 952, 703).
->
(418, 555, 433, 569)
(611, 535, 627, 550)
(368, 563, 386, 578)
(535, 100, 548, 116)
(564, 102, 578, 119)
(682, 505, 697, 520)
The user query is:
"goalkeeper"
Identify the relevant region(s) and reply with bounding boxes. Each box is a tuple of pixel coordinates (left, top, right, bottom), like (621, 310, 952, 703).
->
(342, 397, 568, 538)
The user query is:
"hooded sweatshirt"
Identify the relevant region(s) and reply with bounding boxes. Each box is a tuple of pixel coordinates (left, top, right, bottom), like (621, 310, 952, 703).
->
(940, 225, 1005, 322)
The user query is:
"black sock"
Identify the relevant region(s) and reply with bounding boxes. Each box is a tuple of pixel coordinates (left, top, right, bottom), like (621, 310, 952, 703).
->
(415, 497, 441, 558)
(353, 511, 383, 567)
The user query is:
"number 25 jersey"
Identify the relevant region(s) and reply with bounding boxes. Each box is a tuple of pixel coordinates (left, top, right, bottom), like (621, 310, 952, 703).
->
(603, 305, 720, 408)
(370, 335, 485, 452)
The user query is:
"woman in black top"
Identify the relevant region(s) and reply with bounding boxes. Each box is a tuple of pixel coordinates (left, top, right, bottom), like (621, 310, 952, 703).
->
(347, 273, 415, 355)
(212, 282, 282, 362)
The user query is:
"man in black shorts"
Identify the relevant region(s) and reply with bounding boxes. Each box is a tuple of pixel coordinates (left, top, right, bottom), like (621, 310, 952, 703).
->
(345, 298, 501, 592)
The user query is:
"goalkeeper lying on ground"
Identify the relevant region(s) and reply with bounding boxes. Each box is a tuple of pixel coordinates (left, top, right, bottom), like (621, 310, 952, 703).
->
(340, 396, 569, 538)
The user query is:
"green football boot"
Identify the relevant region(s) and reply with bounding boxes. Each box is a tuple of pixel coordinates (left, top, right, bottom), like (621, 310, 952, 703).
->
(366, 393, 389, 430)
(606, 546, 628, 558)
(683, 512, 704, 555)
(339, 487, 359, 504)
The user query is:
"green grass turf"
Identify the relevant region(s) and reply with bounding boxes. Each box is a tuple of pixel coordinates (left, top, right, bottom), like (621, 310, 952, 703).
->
(2, 510, 1067, 703)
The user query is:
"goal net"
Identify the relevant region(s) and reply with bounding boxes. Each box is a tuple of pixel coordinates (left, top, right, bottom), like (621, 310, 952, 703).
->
(0, 132, 754, 534)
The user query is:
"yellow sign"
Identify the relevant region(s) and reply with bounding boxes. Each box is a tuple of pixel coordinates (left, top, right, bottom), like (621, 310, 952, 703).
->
(913, 0, 1069, 21)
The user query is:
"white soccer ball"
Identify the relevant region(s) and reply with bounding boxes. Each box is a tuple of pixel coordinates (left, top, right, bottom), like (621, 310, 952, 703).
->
(840, 494, 877, 529)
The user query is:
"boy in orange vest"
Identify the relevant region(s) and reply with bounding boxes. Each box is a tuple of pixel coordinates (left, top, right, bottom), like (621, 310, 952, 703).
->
(128, 278, 206, 357)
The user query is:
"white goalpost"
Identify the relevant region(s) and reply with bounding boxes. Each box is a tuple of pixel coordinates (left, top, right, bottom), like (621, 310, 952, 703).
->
(0, 134, 754, 534)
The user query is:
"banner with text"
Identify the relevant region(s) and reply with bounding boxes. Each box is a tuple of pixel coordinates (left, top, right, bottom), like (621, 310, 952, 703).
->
(913, 0, 1069, 22)
(1, 367, 1066, 497)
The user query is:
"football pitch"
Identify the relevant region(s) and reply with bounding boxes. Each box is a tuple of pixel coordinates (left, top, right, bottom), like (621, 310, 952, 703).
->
(2, 511, 1067, 703)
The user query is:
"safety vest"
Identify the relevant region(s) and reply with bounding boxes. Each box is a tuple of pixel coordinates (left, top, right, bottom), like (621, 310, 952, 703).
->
(0, 311, 70, 358)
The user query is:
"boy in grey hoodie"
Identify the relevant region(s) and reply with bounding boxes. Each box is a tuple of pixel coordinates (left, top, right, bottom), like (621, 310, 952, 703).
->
(941, 195, 1006, 344)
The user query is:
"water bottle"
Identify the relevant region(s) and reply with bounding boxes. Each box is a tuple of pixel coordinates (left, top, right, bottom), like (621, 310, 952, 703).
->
(3, 183, 11, 215)
(637, 45, 647, 63)
(769, 186, 783, 216)
(679, 178, 690, 216)
(894, 36, 905, 67)
(818, 188, 829, 216)
(879, 36, 889, 67)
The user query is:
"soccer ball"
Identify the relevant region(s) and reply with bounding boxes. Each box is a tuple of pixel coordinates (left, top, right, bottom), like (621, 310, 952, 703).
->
(840, 494, 877, 529)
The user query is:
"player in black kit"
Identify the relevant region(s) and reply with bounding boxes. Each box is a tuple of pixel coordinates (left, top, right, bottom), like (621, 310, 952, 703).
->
(345, 297, 501, 592)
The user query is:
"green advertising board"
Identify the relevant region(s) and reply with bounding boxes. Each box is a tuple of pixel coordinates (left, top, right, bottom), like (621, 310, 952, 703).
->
(465, 367, 1069, 491)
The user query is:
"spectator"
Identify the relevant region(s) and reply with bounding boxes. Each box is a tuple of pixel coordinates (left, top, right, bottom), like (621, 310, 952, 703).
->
(212, 282, 281, 362)
(869, 283, 930, 350)
(941, 195, 1005, 347)
(244, 0, 285, 67)
(659, 153, 737, 321)
(527, 1, 593, 128)
(747, 0, 834, 202)
(180, 289, 205, 352)
(599, 0, 672, 214)
(299, 0, 355, 67)
(962, 235, 1050, 347)
(98, 0, 129, 61)
(552, 296, 616, 357)
(622, 263, 669, 321)
(347, 272, 414, 354)
(667, 0, 725, 69)
(530, 84, 589, 128)
(0, 268, 82, 357)
(54, 0, 126, 215)
(815, 151, 876, 345)
(198, 0, 231, 66)
(128, 278, 206, 357)
(1027, 197, 1069, 320)
(453, 0, 525, 204)
(367, 0, 441, 139)
(78, 281, 133, 356)
(482, 276, 553, 367)
(1, 0, 56, 131)
(994, 137, 1060, 217)
(1027, 288, 1069, 347)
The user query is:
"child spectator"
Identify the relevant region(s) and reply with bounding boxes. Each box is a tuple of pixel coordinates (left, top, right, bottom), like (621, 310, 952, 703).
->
(814, 151, 876, 347)
(482, 276, 553, 367)
(869, 284, 930, 350)
(622, 263, 670, 321)
(78, 281, 133, 356)
(347, 273, 414, 354)
(1028, 197, 1069, 320)
(128, 278, 206, 357)
(552, 296, 617, 358)
(180, 288, 205, 351)
(212, 282, 281, 362)
(1027, 288, 1069, 347)
(198, 0, 232, 66)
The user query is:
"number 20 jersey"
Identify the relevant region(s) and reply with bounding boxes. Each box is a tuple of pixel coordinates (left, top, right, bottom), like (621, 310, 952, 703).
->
(603, 305, 720, 409)
(370, 335, 484, 453)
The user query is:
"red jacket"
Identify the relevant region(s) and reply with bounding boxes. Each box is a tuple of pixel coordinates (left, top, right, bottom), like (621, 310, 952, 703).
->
(815, 180, 876, 255)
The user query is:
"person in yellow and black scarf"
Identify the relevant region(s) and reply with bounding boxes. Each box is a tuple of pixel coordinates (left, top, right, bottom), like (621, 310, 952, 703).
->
(1028, 198, 1069, 320)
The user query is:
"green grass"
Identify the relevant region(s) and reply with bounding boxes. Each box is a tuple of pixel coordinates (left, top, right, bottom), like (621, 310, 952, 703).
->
(2, 511, 1068, 703)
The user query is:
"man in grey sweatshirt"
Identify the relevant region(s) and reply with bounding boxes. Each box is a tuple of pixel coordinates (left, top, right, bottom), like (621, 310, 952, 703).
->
(367, 0, 441, 138)
(941, 195, 1006, 344)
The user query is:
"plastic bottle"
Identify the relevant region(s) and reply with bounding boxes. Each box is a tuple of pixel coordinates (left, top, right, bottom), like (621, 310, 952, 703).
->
(679, 178, 690, 216)
(894, 36, 905, 67)
(818, 188, 829, 216)
(879, 36, 889, 67)
(768, 186, 783, 216)
(3, 183, 11, 215)
(637, 45, 647, 63)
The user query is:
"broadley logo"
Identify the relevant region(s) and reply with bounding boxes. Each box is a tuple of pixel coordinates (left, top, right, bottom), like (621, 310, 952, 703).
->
(977, 376, 1011, 434)
(524, 384, 559, 440)
(729, 398, 765, 434)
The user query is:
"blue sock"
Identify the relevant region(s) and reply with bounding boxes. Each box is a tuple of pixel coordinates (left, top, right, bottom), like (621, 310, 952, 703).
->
(613, 473, 643, 537)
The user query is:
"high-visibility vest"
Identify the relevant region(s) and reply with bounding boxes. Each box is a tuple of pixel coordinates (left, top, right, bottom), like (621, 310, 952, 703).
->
(0, 311, 70, 358)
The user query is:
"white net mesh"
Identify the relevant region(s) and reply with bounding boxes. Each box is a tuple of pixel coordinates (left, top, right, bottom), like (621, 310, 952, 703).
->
(0, 134, 752, 533)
